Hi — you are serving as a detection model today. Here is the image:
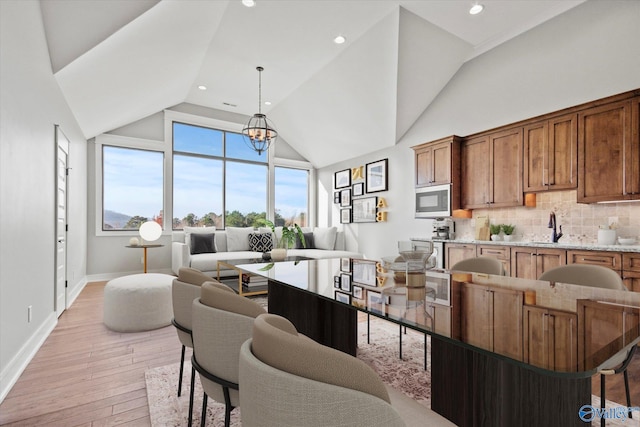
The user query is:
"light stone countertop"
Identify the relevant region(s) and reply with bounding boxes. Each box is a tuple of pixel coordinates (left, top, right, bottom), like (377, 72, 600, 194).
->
(436, 238, 640, 253)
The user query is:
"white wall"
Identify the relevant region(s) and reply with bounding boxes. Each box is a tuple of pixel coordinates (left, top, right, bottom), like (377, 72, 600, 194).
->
(317, 0, 640, 260)
(0, 0, 87, 401)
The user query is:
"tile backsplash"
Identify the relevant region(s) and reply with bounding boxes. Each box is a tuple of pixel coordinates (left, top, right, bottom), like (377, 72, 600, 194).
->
(454, 190, 640, 244)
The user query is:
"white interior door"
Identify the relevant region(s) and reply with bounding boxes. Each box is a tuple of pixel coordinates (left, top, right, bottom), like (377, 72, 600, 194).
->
(55, 126, 69, 317)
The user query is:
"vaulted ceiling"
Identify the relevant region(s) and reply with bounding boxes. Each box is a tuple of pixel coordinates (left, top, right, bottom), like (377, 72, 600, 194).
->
(41, 0, 584, 167)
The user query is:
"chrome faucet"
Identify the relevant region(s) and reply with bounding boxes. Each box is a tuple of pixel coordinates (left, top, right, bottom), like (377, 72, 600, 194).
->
(548, 211, 563, 243)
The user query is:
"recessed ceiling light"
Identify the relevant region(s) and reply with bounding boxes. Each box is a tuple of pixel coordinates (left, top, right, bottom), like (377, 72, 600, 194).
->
(242, 0, 255, 7)
(198, 85, 207, 91)
(264, 101, 272, 106)
(469, 3, 484, 15)
(333, 35, 346, 44)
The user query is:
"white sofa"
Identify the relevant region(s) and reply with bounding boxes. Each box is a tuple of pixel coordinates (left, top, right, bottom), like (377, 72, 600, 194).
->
(172, 226, 361, 277)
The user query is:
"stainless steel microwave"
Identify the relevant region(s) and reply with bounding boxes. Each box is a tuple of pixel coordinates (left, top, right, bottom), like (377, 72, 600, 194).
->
(415, 184, 451, 218)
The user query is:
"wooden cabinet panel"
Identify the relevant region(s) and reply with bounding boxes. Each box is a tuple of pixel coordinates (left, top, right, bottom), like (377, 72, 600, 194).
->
(524, 114, 577, 192)
(511, 247, 566, 280)
(415, 146, 433, 187)
(577, 300, 640, 370)
(622, 271, 640, 292)
(523, 305, 578, 371)
(567, 250, 622, 271)
(623, 252, 640, 272)
(490, 128, 523, 207)
(412, 136, 461, 188)
(549, 114, 578, 190)
(461, 283, 523, 360)
(445, 243, 476, 270)
(461, 135, 490, 208)
(578, 99, 635, 202)
(477, 245, 511, 276)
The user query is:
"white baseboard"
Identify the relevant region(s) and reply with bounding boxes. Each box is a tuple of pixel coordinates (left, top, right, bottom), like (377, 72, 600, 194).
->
(67, 276, 88, 308)
(0, 312, 57, 403)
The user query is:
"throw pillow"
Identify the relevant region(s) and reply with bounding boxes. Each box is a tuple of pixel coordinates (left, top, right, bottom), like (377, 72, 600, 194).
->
(249, 233, 274, 252)
(190, 233, 216, 255)
(184, 226, 217, 251)
(313, 227, 337, 250)
(294, 232, 315, 249)
(226, 227, 254, 251)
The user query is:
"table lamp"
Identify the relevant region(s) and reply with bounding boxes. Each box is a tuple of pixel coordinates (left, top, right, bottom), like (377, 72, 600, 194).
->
(139, 221, 162, 245)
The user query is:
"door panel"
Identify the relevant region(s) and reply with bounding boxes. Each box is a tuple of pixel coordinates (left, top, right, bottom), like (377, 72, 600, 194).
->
(56, 126, 69, 317)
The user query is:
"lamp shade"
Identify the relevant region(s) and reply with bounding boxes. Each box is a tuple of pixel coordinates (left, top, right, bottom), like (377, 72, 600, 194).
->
(139, 221, 162, 242)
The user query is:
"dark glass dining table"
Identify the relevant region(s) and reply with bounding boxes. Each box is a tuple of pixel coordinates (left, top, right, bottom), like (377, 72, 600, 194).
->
(236, 258, 640, 427)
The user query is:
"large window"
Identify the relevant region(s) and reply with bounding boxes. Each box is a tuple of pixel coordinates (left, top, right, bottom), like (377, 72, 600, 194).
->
(172, 122, 268, 229)
(102, 146, 164, 230)
(275, 166, 309, 227)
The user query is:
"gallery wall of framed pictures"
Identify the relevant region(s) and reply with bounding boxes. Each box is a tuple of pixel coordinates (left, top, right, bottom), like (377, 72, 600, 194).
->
(334, 257, 388, 309)
(333, 158, 388, 224)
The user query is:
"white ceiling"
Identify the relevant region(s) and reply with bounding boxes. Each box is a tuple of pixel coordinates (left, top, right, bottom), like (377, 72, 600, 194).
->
(41, 0, 585, 167)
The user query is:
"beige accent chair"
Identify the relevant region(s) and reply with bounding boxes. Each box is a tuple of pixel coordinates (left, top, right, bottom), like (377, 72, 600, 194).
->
(239, 313, 456, 427)
(451, 256, 505, 275)
(172, 267, 212, 398)
(191, 282, 266, 427)
(539, 264, 636, 426)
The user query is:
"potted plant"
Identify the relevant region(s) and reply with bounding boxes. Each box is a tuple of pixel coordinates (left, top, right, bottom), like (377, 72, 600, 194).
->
(501, 224, 515, 242)
(264, 220, 306, 260)
(490, 224, 502, 241)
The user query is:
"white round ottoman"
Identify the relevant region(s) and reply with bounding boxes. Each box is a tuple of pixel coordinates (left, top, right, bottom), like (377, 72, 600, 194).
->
(103, 273, 174, 332)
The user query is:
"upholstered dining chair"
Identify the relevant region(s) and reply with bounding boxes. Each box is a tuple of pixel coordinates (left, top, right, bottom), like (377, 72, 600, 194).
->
(191, 281, 266, 427)
(239, 313, 455, 427)
(172, 267, 212, 397)
(451, 256, 505, 275)
(539, 264, 636, 426)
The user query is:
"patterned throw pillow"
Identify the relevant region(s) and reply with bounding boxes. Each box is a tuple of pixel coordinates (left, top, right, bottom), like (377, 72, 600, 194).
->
(249, 233, 274, 252)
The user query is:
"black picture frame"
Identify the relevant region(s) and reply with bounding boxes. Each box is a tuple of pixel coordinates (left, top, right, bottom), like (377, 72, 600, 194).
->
(352, 196, 377, 223)
(335, 169, 351, 189)
(334, 275, 341, 289)
(340, 273, 351, 292)
(340, 257, 351, 272)
(335, 291, 351, 304)
(352, 285, 364, 300)
(340, 208, 351, 224)
(352, 259, 377, 287)
(352, 182, 364, 197)
(365, 159, 388, 193)
(333, 191, 341, 204)
(340, 189, 351, 207)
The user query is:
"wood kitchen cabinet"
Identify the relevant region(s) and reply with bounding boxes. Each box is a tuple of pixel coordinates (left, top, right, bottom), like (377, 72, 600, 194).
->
(577, 98, 640, 203)
(622, 253, 640, 292)
(523, 113, 577, 192)
(476, 245, 511, 276)
(577, 300, 640, 370)
(511, 247, 566, 280)
(412, 136, 461, 187)
(567, 250, 622, 272)
(445, 243, 476, 270)
(461, 283, 523, 360)
(461, 127, 523, 209)
(523, 305, 578, 371)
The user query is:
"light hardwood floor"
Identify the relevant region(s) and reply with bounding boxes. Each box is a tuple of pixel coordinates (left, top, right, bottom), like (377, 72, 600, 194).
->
(0, 282, 182, 427)
(1, 282, 639, 426)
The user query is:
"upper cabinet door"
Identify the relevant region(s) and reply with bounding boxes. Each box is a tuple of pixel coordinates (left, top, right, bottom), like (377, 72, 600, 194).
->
(489, 127, 523, 208)
(548, 114, 578, 191)
(578, 99, 634, 203)
(461, 135, 490, 209)
(412, 136, 461, 188)
(524, 114, 577, 193)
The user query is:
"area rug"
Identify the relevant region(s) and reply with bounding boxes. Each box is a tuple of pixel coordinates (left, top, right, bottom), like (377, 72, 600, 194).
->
(145, 316, 429, 426)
